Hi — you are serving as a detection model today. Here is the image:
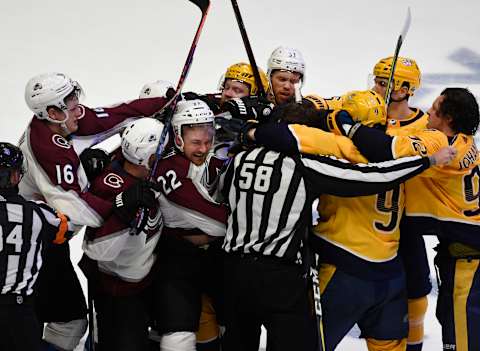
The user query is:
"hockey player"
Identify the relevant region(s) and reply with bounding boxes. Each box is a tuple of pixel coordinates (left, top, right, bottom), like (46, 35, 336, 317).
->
(232, 87, 436, 350)
(218, 62, 269, 105)
(19, 72, 170, 350)
(342, 87, 480, 351)
(266, 46, 305, 105)
(219, 108, 455, 351)
(81, 118, 166, 351)
(153, 99, 227, 351)
(0, 143, 75, 351)
(372, 56, 431, 351)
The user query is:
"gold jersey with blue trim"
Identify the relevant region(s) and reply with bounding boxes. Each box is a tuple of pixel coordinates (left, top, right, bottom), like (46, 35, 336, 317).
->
(386, 108, 428, 136)
(286, 109, 429, 263)
(392, 128, 480, 239)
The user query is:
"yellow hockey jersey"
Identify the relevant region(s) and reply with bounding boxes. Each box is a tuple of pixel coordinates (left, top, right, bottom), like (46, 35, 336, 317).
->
(391, 128, 480, 247)
(288, 109, 429, 279)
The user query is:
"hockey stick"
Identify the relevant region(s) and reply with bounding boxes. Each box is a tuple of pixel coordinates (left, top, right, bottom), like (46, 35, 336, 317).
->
(86, 281, 96, 351)
(134, 0, 211, 234)
(230, 0, 267, 99)
(384, 7, 412, 106)
(303, 225, 326, 351)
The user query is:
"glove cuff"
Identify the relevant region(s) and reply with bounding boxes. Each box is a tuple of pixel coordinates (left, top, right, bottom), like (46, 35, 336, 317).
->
(326, 111, 344, 136)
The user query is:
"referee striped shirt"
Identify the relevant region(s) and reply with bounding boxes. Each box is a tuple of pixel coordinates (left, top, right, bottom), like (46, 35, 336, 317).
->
(221, 147, 431, 262)
(0, 189, 74, 296)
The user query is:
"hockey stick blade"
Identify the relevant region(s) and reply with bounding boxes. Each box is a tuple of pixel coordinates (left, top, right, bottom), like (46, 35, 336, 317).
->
(189, 0, 209, 13)
(385, 7, 412, 106)
(400, 7, 412, 43)
(230, 0, 267, 99)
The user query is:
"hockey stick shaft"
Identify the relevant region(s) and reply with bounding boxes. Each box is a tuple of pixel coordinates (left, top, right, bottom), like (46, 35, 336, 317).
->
(230, 0, 267, 99)
(134, 0, 210, 233)
(87, 281, 95, 351)
(385, 7, 412, 106)
(309, 252, 326, 351)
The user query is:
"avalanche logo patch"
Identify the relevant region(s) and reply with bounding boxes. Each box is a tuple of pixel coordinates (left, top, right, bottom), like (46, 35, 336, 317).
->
(104, 173, 124, 189)
(52, 134, 71, 149)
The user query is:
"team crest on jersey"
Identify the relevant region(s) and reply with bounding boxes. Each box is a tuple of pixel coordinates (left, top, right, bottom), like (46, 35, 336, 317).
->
(103, 173, 124, 188)
(401, 58, 413, 66)
(52, 134, 71, 149)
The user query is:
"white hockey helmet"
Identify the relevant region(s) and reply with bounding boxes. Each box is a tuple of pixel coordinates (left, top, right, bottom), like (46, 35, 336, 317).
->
(172, 99, 215, 152)
(25, 72, 84, 123)
(121, 118, 168, 169)
(139, 80, 174, 99)
(267, 46, 306, 85)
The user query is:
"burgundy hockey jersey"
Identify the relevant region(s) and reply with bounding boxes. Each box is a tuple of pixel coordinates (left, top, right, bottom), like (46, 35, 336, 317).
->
(82, 160, 162, 296)
(19, 97, 168, 228)
(154, 150, 227, 237)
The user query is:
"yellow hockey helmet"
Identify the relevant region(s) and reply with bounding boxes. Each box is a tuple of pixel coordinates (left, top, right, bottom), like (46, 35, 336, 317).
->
(373, 56, 421, 95)
(341, 90, 387, 127)
(222, 62, 269, 96)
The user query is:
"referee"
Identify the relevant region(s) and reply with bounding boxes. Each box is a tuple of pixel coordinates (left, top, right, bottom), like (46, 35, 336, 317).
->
(220, 144, 444, 351)
(0, 143, 74, 350)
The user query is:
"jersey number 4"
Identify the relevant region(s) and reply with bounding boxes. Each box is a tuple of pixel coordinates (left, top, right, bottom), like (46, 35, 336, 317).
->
(463, 165, 480, 217)
(0, 225, 23, 253)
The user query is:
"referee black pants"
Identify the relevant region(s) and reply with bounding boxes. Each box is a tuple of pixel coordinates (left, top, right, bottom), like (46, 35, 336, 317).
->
(223, 253, 317, 351)
(0, 296, 40, 351)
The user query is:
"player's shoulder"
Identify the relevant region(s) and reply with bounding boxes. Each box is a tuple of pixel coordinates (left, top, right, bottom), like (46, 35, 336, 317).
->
(414, 128, 448, 142)
(157, 150, 190, 177)
(206, 153, 226, 169)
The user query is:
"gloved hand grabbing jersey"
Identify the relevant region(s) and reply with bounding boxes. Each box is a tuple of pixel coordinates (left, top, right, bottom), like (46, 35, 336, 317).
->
(222, 96, 275, 123)
(80, 148, 111, 181)
(113, 180, 157, 226)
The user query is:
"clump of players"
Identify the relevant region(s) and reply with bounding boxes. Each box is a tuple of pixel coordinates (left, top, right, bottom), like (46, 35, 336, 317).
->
(0, 47, 479, 351)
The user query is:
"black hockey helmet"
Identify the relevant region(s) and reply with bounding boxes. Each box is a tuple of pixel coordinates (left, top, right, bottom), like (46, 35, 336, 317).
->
(0, 142, 25, 188)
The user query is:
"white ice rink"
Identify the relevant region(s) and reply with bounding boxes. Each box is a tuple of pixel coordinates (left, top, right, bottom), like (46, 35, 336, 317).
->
(1, 0, 479, 349)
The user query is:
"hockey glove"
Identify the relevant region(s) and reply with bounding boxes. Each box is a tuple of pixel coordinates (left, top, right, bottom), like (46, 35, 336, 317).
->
(113, 180, 157, 224)
(237, 120, 259, 147)
(215, 116, 245, 140)
(223, 96, 274, 123)
(326, 110, 361, 138)
(79, 148, 111, 181)
(182, 91, 221, 114)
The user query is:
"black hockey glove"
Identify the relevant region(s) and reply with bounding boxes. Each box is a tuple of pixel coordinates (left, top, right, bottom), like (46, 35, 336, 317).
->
(223, 96, 275, 123)
(237, 120, 259, 146)
(182, 91, 221, 114)
(79, 148, 111, 181)
(113, 180, 157, 225)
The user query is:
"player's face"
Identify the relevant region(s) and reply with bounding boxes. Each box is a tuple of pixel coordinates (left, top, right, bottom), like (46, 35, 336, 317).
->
(271, 70, 301, 105)
(64, 93, 83, 134)
(221, 79, 250, 104)
(427, 95, 449, 131)
(372, 77, 388, 98)
(181, 125, 214, 165)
